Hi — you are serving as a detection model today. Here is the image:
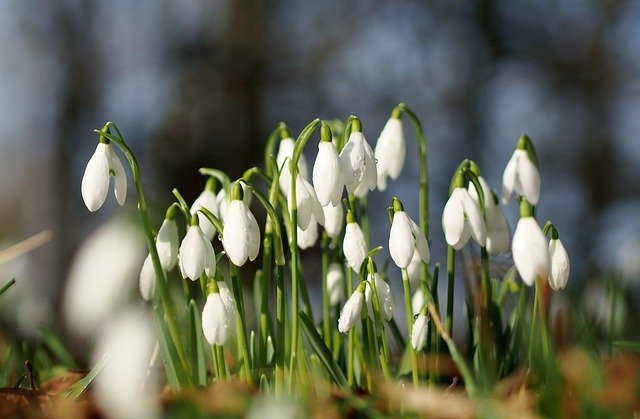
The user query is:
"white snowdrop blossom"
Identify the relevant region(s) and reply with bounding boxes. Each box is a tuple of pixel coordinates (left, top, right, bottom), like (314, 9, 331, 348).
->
(389, 206, 430, 269)
(327, 262, 344, 307)
(407, 249, 422, 291)
(179, 223, 216, 281)
(469, 177, 511, 255)
(313, 140, 343, 206)
(217, 281, 237, 332)
(222, 199, 260, 266)
(156, 218, 179, 270)
(64, 217, 144, 337)
(289, 175, 325, 230)
(374, 117, 406, 191)
(411, 289, 425, 316)
(365, 274, 394, 321)
(216, 182, 252, 222)
(502, 149, 540, 205)
(338, 288, 365, 333)
(93, 311, 159, 419)
(442, 187, 486, 249)
(343, 219, 367, 273)
(81, 142, 127, 212)
(190, 189, 219, 240)
(411, 313, 429, 351)
(202, 292, 232, 345)
(297, 219, 318, 250)
(322, 202, 344, 239)
(139, 254, 156, 301)
(549, 238, 570, 290)
(339, 131, 377, 198)
(512, 217, 549, 286)
(277, 137, 308, 196)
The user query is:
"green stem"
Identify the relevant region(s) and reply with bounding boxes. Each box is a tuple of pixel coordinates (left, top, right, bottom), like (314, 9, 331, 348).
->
(275, 263, 285, 397)
(229, 264, 253, 385)
(321, 232, 332, 348)
(528, 277, 540, 368)
(360, 197, 370, 247)
(216, 345, 227, 381)
(346, 269, 355, 387)
(100, 125, 188, 385)
(258, 227, 272, 372)
(445, 245, 456, 336)
(369, 274, 391, 382)
(402, 269, 419, 388)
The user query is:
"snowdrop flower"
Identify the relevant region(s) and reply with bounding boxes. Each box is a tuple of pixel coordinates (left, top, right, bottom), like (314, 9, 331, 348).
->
(190, 178, 219, 240)
(277, 136, 308, 196)
(139, 254, 156, 301)
(202, 289, 232, 345)
(442, 173, 486, 249)
(389, 197, 430, 269)
(512, 202, 549, 286)
(548, 228, 570, 291)
(411, 289, 425, 316)
(374, 115, 406, 191)
(289, 175, 325, 230)
(339, 122, 377, 198)
(322, 202, 344, 239)
(93, 310, 158, 419)
(179, 215, 216, 281)
(217, 280, 236, 332)
(365, 273, 394, 321)
(468, 173, 511, 255)
(297, 219, 318, 250)
(217, 181, 252, 222)
(343, 211, 367, 273)
(313, 130, 343, 206)
(338, 283, 366, 333)
(222, 184, 260, 266)
(156, 207, 179, 271)
(64, 217, 144, 337)
(406, 249, 422, 291)
(81, 139, 127, 212)
(502, 135, 540, 205)
(327, 262, 344, 307)
(411, 311, 429, 351)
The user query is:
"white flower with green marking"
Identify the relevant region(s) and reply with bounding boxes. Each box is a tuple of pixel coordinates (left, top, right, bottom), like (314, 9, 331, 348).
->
(222, 199, 260, 266)
(374, 117, 406, 191)
(339, 131, 377, 198)
(81, 142, 127, 212)
(549, 237, 570, 290)
(411, 313, 429, 351)
(338, 287, 364, 333)
(202, 292, 232, 345)
(512, 216, 549, 286)
(313, 140, 343, 206)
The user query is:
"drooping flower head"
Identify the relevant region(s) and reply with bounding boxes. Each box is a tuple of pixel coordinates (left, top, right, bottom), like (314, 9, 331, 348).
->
(374, 111, 406, 191)
(442, 171, 486, 249)
(139, 254, 156, 301)
(327, 262, 344, 307)
(156, 204, 180, 271)
(288, 174, 325, 231)
(81, 128, 127, 212)
(190, 178, 220, 240)
(512, 199, 549, 286)
(389, 197, 430, 269)
(297, 219, 318, 250)
(322, 202, 344, 239)
(221, 183, 260, 266)
(179, 214, 216, 281)
(217, 181, 252, 222)
(202, 281, 232, 346)
(343, 210, 367, 273)
(548, 226, 570, 291)
(277, 135, 309, 197)
(313, 123, 344, 206)
(338, 282, 366, 333)
(411, 310, 429, 351)
(502, 134, 541, 205)
(339, 118, 377, 198)
(364, 272, 395, 322)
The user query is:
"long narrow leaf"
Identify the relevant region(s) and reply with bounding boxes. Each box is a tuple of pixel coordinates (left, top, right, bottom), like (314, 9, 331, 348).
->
(38, 326, 78, 369)
(188, 300, 207, 387)
(299, 311, 347, 386)
(61, 351, 110, 399)
(154, 306, 188, 390)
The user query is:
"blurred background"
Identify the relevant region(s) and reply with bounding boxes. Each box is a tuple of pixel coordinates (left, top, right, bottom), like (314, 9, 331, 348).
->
(1, 0, 639, 343)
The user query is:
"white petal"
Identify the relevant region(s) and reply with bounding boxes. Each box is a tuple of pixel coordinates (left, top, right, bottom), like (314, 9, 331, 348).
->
(361, 137, 378, 192)
(157, 219, 179, 270)
(549, 239, 570, 290)
(339, 133, 365, 193)
(411, 289, 425, 316)
(411, 314, 429, 351)
(409, 217, 430, 263)
(191, 190, 219, 240)
(277, 138, 308, 196)
(327, 263, 344, 306)
(245, 204, 261, 262)
(297, 219, 318, 249)
(203, 236, 216, 279)
(389, 212, 415, 269)
(516, 151, 541, 205)
(313, 142, 343, 207)
(501, 150, 519, 204)
(81, 143, 111, 212)
(468, 176, 494, 210)
(343, 222, 367, 272)
(442, 188, 467, 248)
(486, 205, 511, 255)
(139, 254, 156, 301)
(338, 290, 364, 333)
(179, 225, 207, 280)
(106, 144, 127, 206)
(407, 249, 422, 291)
(222, 200, 250, 266)
(462, 190, 487, 247)
(512, 217, 550, 286)
(217, 281, 237, 331)
(322, 203, 344, 239)
(375, 275, 394, 321)
(202, 294, 231, 345)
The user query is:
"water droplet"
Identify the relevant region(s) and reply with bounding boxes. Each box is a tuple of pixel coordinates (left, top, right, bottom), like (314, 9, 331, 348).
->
(374, 158, 378, 164)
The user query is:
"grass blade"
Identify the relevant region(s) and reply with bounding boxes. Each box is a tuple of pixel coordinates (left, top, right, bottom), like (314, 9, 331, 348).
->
(154, 306, 188, 390)
(0, 278, 16, 298)
(37, 326, 78, 369)
(188, 300, 207, 387)
(299, 311, 347, 386)
(61, 351, 110, 399)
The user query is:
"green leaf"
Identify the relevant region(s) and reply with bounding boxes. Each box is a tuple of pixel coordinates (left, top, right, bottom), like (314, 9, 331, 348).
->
(298, 311, 347, 386)
(188, 300, 207, 387)
(154, 306, 188, 390)
(0, 278, 16, 298)
(612, 341, 640, 353)
(61, 350, 110, 399)
(37, 326, 78, 369)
